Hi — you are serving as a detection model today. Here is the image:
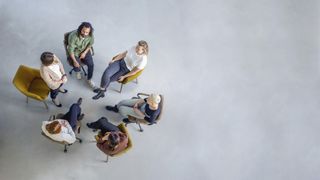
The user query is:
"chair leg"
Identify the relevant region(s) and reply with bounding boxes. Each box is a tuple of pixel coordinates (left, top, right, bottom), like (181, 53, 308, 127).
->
(135, 120, 143, 132)
(81, 66, 87, 76)
(26, 96, 29, 103)
(119, 83, 123, 93)
(106, 155, 109, 163)
(135, 78, 138, 84)
(64, 144, 68, 153)
(43, 101, 48, 110)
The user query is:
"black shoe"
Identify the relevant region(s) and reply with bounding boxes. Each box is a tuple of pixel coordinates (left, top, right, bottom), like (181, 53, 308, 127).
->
(78, 113, 85, 121)
(122, 118, 131, 124)
(59, 89, 68, 93)
(52, 99, 62, 107)
(86, 123, 92, 128)
(105, 105, 119, 113)
(77, 97, 83, 105)
(93, 88, 100, 93)
(92, 91, 105, 100)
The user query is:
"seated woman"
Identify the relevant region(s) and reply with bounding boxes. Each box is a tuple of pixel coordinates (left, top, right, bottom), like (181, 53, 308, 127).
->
(40, 52, 68, 107)
(105, 93, 161, 124)
(92, 40, 149, 100)
(86, 117, 128, 156)
(41, 98, 84, 144)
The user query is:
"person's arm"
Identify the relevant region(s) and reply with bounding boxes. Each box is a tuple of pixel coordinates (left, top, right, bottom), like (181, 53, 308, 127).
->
(109, 51, 127, 64)
(67, 33, 80, 67)
(118, 67, 142, 82)
(40, 66, 62, 89)
(61, 120, 76, 144)
(55, 55, 67, 83)
(133, 106, 145, 118)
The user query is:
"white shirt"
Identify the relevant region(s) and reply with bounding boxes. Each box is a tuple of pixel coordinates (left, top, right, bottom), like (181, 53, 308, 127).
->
(48, 64, 63, 79)
(42, 119, 76, 144)
(124, 46, 147, 70)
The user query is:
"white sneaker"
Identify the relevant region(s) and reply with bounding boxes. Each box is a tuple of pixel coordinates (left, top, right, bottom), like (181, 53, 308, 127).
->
(76, 72, 82, 80)
(87, 79, 96, 89)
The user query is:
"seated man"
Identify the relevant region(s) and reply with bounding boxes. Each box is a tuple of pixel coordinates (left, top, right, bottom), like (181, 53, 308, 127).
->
(87, 117, 128, 156)
(42, 98, 84, 144)
(105, 93, 161, 124)
(67, 22, 96, 89)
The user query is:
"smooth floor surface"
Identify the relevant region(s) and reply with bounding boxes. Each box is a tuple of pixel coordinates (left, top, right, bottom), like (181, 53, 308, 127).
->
(0, 0, 319, 179)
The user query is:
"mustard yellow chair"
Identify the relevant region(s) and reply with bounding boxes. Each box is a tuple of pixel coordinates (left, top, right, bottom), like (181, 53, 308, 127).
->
(118, 70, 143, 93)
(12, 65, 50, 109)
(110, 56, 143, 93)
(95, 123, 133, 163)
(127, 93, 164, 132)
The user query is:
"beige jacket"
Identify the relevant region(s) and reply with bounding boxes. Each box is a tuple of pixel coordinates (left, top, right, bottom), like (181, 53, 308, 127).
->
(40, 55, 67, 90)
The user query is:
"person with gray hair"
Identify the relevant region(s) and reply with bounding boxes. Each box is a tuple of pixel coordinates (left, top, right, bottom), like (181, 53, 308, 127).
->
(105, 93, 161, 124)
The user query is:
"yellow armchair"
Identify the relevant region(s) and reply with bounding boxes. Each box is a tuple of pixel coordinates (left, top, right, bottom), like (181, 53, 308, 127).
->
(12, 65, 50, 109)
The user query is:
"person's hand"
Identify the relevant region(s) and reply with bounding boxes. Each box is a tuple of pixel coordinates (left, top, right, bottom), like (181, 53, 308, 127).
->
(118, 76, 125, 82)
(73, 61, 80, 68)
(133, 103, 138, 109)
(80, 52, 86, 59)
(62, 75, 67, 83)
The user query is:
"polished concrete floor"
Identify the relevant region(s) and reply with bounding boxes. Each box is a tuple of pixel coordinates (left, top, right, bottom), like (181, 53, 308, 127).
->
(0, 0, 319, 179)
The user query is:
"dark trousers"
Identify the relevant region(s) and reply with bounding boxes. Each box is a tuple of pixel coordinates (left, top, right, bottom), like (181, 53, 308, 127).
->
(100, 59, 129, 89)
(50, 84, 63, 99)
(62, 103, 81, 131)
(71, 51, 94, 80)
(89, 118, 119, 135)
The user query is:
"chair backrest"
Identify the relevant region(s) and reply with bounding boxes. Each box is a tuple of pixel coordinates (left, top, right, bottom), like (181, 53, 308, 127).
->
(111, 123, 133, 157)
(156, 94, 164, 121)
(13, 65, 41, 96)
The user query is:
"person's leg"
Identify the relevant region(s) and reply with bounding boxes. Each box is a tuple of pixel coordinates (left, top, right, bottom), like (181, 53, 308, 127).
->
(117, 99, 140, 108)
(62, 103, 81, 131)
(87, 117, 119, 133)
(100, 61, 122, 89)
(118, 106, 145, 120)
(92, 61, 122, 100)
(50, 87, 61, 107)
(82, 52, 94, 80)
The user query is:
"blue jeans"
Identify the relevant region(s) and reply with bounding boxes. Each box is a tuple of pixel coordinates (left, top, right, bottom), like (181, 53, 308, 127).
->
(100, 59, 130, 90)
(62, 103, 82, 131)
(70, 51, 94, 80)
(88, 117, 119, 135)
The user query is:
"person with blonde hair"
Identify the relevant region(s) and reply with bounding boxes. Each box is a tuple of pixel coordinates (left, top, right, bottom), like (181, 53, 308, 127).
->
(92, 40, 149, 100)
(105, 93, 161, 124)
(40, 52, 68, 107)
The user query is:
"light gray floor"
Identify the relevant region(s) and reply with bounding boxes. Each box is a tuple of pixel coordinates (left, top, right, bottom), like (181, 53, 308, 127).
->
(0, 0, 319, 179)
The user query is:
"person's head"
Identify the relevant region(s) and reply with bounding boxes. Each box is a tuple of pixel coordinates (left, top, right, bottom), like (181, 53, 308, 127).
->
(135, 40, 149, 55)
(46, 121, 61, 134)
(147, 93, 161, 109)
(40, 52, 54, 66)
(107, 132, 120, 150)
(77, 22, 94, 38)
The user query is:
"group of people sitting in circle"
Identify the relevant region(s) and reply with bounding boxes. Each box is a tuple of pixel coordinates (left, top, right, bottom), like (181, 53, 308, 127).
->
(39, 22, 162, 155)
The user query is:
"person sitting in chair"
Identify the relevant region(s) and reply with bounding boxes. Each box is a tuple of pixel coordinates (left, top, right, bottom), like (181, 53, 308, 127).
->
(92, 40, 149, 100)
(105, 93, 161, 124)
(42, 98, 84, 144)
(67, 22, 96, 89)
(87, 117, 128, 155)
(40, 52, 68, 107)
